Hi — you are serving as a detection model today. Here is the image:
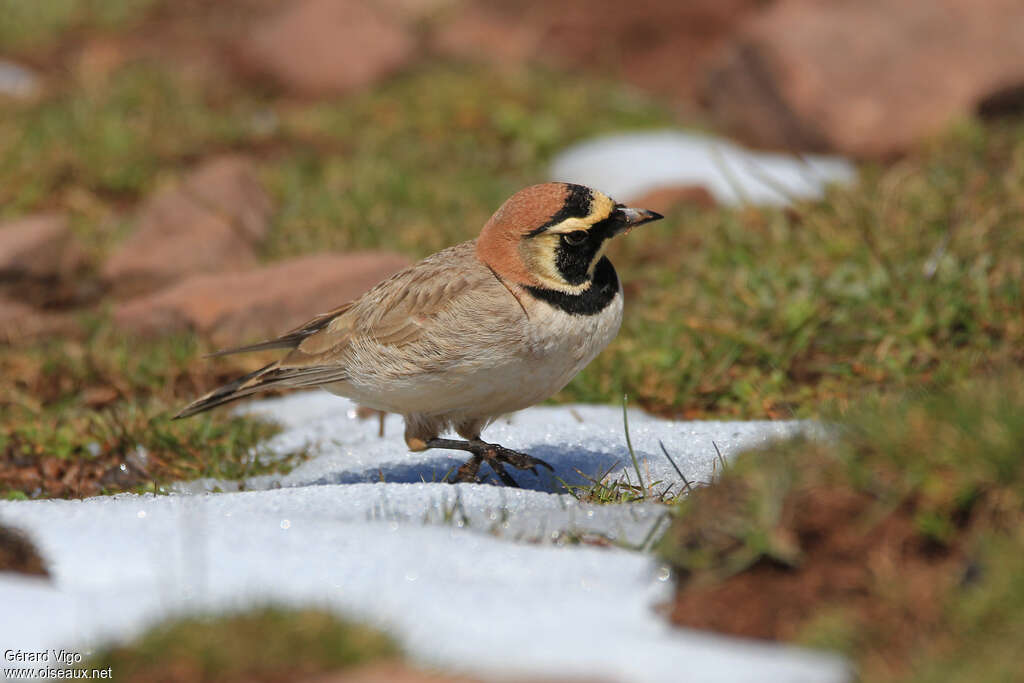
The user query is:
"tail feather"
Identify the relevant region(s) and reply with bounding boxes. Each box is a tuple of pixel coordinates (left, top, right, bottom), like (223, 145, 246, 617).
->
(174, 363, 278, 419)
(174, 362, 348, 419)
(176, 303, 357, 419)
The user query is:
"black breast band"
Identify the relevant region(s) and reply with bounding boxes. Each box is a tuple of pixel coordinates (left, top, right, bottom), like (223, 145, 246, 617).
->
(524, 257, 620, 316)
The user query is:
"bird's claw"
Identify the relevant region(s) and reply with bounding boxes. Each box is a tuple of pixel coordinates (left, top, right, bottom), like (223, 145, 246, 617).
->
(491, 447, 554, 473)
(438, 438, 554, 487)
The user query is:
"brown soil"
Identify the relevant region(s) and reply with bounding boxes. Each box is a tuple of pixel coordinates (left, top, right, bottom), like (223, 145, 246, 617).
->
(299, 662, 482, 683)
(0, 440, 152, 499)
(1, 338, 279, 498)
(666, 484, 968, 674)
(0, 524, 49, 577)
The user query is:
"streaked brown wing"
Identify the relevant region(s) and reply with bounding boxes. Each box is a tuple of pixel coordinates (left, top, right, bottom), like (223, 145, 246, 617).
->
(175, 241, 505, 418)
(285, 246, 481, 363)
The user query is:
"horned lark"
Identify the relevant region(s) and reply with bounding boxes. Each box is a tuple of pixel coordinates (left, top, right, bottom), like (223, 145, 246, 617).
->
(176, 183, 662, 486)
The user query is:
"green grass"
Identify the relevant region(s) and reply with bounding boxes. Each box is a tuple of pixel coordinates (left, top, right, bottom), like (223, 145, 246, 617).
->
(2, 36, 1023, 497)
(82, 606, 400, 683)
(657, 369, 1024, 681)
(1, 318, 305, 498)
(0, 60, 675, 498)
(562, 396, 696, 505)
(593, 117, 1024, 418)
(0, 0, 158, 54)
(262, 65, 671, 259)
(0, 62, 262, 218)
(1, 59, 672, 242)
(903, 530, 1024, 683)
(5, 7, 1022, 679)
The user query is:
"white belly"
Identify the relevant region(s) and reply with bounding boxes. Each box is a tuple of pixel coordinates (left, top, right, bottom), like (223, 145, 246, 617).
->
(331, 291, 623, 418)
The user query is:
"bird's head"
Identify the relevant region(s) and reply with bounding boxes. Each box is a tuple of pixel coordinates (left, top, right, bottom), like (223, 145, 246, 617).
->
(476, 182, 662, 293)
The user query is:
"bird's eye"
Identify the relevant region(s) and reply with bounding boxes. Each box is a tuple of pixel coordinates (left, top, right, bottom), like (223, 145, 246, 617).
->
(562, 230, 588, 246)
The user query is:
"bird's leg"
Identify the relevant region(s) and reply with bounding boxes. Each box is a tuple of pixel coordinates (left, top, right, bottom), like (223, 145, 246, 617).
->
(454, 453, 484, 483)
(425, 438, 554, 487)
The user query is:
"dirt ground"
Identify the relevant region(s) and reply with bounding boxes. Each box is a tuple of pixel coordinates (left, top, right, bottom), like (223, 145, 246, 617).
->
(669, 485, 968, 670)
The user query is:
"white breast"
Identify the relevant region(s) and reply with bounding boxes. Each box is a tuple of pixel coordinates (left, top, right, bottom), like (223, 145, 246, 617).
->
(526, 292, 622, 376)
(490, 287, 624, 413)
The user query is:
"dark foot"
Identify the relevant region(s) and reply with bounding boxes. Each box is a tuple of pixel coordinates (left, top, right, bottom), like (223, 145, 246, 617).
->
(426, 438, 554, 487)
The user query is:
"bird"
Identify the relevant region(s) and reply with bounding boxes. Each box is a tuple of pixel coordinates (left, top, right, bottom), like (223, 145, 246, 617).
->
(175, 183, 662, 486)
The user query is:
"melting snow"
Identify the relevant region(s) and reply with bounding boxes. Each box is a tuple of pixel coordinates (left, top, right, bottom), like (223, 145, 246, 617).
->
(550, 130, 856, 206)
(0, 392, 847, 682)
(0, 58, 40, 99)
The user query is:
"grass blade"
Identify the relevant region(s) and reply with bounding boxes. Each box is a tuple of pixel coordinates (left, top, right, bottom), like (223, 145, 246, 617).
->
(622, 394, 646, 499)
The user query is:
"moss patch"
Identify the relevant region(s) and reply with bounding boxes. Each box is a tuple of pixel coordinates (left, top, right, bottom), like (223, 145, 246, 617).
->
(83, 607, 400, 683)
(659, 369, 1024, 680)
(1, 320, 305, 499)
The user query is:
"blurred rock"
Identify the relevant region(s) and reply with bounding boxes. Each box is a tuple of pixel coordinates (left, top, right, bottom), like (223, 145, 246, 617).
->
(304, 662, 587, 683)
(628, 185, 718, 214)
(235, 0, 417, 97)
(433, 0, 763, 100)
(182, 156, 272, 241)
(0, 58, 41, 99)
(0, 296, 77, 341)
(550, 131, 855, 207)
(301, 662, 481, 683)
(433, 4, 538, 65)
(114, 252, 411, 344)
(0, 295, 34, 320)
(378, 0, 460, 21)
(701, 0, 1024, 158)
(102, 156, 272, 298)
(74, 39, 128, 86)
(0, 213, 84, 283)
(0, 525, 48, 578)
(0, 297, 40, 340)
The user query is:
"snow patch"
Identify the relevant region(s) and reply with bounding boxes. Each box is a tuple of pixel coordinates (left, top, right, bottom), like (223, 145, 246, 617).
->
(550, 130, 856, 206)
(0, 58, 40, 99)
(0, 392, 847, 683)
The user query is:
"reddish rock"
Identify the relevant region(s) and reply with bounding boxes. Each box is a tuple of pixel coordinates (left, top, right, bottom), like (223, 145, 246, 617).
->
(114, 252, 411, 345)
(0, 213, 83, 282)
(304, 664, 602, 683)
(377, 0, 458, 22)
(0, 296, 37, 335)
(433, 0, 763, 101)
(235, 0, 418, 97)
(700, 0, 1024, 158)
(182, 156, 272, 243)
(102, 156, 272, 298)
(301, 662, 480, 683)
(74, 39, 128, 86)
(0, 296, 74, 341)
(433, 5, 540, 65)
(627, 185, 717, 214)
